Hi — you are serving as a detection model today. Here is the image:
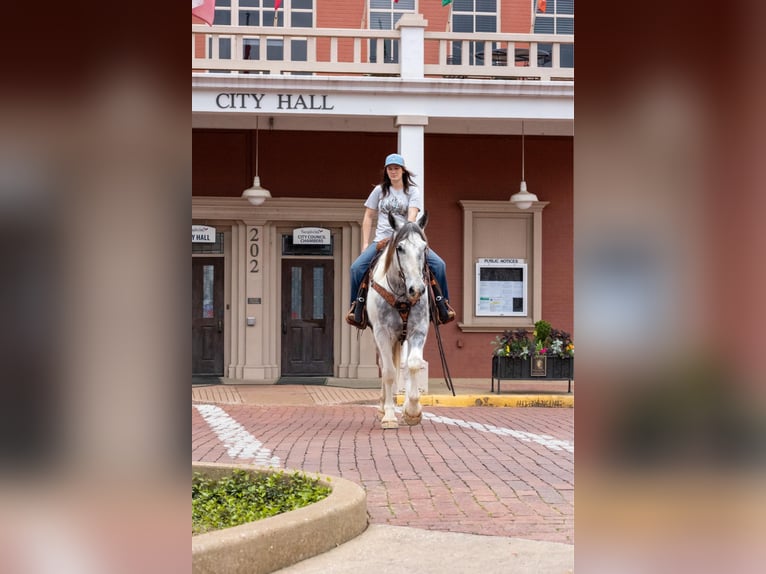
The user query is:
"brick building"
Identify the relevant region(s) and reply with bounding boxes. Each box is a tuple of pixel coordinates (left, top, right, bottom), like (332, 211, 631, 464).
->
(192, 0, 574, 381)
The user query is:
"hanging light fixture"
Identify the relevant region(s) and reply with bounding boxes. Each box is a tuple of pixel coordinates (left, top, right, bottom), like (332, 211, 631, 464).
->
(242, 116, 272, 206)
(510, 120, 538, 209)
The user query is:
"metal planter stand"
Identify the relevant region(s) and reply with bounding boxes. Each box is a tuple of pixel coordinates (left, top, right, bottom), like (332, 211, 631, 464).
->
(491, 355, 573, 394)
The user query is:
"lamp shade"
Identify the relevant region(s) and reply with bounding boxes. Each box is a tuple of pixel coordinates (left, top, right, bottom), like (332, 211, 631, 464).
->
(241, 176, 272, 206)
(510, 180, 538, 210)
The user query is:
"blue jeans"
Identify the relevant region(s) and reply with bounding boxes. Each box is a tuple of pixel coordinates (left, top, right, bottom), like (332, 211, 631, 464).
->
(350, 244, 450, 304)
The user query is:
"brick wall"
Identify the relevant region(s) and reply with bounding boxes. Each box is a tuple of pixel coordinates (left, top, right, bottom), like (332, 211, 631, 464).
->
(193, 128, 573, 378)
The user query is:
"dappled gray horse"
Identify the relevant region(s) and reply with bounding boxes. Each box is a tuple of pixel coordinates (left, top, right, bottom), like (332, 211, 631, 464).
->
(366, 212, 430, 429)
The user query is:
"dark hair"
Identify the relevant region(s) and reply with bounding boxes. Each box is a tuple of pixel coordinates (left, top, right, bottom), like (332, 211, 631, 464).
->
(380, 166, 417, 198)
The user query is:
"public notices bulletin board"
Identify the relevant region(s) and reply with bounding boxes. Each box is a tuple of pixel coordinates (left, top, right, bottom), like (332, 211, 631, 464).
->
(475, 258, 527, 316)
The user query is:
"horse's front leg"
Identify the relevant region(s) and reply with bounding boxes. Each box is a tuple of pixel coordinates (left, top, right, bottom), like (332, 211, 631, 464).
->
(402, 335, 426, 426)
(379, 344, 400, 429)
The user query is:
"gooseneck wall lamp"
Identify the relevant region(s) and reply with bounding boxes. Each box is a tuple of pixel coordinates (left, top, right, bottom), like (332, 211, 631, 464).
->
(241, 116, 272, 206)
(510, 121, 539, 209)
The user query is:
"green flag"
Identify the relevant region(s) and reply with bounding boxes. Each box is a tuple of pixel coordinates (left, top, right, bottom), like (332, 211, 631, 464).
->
(442, 0, 452, 6)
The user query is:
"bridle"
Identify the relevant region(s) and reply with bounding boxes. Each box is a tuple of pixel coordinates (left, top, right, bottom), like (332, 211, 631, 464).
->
(370, 231, 427, 343)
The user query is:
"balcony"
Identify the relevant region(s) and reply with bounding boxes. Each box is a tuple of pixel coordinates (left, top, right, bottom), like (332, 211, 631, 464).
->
(192, 23, 574, 82)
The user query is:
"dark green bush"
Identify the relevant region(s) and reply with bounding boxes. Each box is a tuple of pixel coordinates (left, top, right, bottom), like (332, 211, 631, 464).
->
(192, 469, 331, 535)
(533, 320, 552, 344)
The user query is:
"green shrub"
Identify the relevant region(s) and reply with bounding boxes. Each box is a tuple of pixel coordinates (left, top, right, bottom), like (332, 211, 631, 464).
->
(192, 469, 332, 535)
(533, 320, 552, 344)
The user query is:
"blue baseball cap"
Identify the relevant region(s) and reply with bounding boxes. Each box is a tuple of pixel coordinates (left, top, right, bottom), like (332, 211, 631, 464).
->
(384, 153, 406, 168)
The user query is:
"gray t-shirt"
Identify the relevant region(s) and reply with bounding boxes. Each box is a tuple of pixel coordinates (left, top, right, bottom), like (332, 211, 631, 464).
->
(364, 185, 424, 242)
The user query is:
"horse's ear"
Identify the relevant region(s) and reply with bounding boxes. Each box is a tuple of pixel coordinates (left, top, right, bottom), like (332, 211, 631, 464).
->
(388, 211, 400, 231)
(418, 210, 428, 231)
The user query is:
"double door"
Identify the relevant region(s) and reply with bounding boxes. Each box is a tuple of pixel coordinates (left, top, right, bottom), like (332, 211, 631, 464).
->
(193, 256, 335, 377)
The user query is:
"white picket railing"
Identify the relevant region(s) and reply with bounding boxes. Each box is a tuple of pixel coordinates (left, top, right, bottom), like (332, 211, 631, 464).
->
(192, 24, 573, 82)
(423, 31, 574, 81)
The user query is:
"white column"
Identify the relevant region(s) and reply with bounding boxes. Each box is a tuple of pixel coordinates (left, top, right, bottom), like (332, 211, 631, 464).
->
(396, 13, 428, 80)
(228, 223, 245, 378)
(395, 115, 428, 203)
(340, 222, 379, 379)
(242, 223, 271, 380)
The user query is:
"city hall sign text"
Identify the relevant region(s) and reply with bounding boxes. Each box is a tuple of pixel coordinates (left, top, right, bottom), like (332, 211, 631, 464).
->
(215, 93, 334, 111)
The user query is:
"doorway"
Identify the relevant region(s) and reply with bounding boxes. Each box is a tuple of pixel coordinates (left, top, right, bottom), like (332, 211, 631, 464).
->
(192, 257, 224, 375)
(281, 259, 334, 376)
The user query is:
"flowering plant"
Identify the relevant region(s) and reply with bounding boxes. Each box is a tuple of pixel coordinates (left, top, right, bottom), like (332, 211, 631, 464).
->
(490, 329, 533, 359)
(547, 328, 575, 358)
(491, 321, 574, 359)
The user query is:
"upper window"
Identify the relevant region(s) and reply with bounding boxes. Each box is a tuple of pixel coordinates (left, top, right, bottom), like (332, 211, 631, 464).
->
(369, 0, 415, 31)
(212, 0, 232, 25)
(234, 0, 314, 28)
(210, 0, 313, 28)
(450, 0, 498, 66)
(452, 0, 498, 34)
(533, 0, 574, 67)
(368, 0, 415, 63)
(209, 1, 315, 68)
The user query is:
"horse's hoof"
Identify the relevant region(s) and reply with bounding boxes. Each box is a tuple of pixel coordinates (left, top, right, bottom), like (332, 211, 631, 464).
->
(403, 412, 422, 426)
(381, 419, 399, 429)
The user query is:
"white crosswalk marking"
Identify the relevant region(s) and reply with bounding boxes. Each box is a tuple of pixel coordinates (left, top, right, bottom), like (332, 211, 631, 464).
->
(378, 406, 574, 453)
(195, 404, 281, 466)
(420, 411, 574, 453)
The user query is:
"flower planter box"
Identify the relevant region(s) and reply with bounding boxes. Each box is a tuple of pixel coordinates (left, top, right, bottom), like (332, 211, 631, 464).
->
(491, 355, 573, 394)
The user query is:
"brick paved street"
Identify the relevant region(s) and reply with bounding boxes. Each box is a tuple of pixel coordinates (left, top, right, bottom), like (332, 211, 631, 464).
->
(192, 401, 574, 544)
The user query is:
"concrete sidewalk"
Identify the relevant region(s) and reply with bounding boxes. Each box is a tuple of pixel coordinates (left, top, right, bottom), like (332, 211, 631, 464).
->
(276, 524, 574, 574)
(192, 376, 574, 408)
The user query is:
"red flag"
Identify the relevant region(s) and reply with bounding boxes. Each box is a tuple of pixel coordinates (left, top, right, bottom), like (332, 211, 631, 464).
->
(536, 0, 547, 12)
(192, 0, 215, 26)
(275, 0, 282, 10)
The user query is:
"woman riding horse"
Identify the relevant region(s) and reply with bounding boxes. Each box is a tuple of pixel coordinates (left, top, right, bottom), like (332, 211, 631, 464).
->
(366, 211, 430, 428)
(346, 153, 455, 329)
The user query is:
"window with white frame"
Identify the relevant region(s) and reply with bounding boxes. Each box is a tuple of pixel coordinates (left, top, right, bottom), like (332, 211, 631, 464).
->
(450, 0, 498, 66)
(368, 0, 416, 63)
(208, 0, 232, 61)
(237, 0, 313, 28)
(533, 0, 573, 67)
(208, 1, 315, 67)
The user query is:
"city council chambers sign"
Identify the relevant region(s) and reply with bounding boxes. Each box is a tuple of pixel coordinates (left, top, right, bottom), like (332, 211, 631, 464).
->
(293, 227, 330, 245)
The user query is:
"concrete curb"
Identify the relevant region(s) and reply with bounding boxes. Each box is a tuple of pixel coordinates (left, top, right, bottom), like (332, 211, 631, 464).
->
(192, 462, 368, 574)
(396, 394, 574, 408)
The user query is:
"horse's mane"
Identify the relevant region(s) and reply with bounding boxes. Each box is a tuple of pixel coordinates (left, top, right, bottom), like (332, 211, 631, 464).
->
(381, 221, 427, 275)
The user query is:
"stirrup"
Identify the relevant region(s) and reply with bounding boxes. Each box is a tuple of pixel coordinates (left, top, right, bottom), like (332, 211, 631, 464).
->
(346, 300, 368, 330)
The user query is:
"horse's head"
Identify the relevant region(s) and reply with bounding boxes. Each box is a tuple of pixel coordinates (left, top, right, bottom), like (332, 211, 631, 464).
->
(385, 211, 429, 304)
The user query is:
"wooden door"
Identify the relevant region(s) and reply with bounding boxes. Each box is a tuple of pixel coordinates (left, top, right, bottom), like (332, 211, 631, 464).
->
(281, 260, 334, 376)
(192, 257, 224, 375)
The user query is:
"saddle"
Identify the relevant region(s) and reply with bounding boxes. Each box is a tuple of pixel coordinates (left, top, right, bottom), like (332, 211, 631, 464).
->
(345, 239, 456, 330)
(345, 239, 388, 330)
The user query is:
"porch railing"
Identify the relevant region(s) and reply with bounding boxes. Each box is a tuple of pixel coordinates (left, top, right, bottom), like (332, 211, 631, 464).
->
(192, 24, 573, 82)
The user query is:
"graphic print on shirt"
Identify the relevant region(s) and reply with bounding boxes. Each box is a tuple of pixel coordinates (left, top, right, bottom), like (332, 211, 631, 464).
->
(379, 194, 408, 220)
